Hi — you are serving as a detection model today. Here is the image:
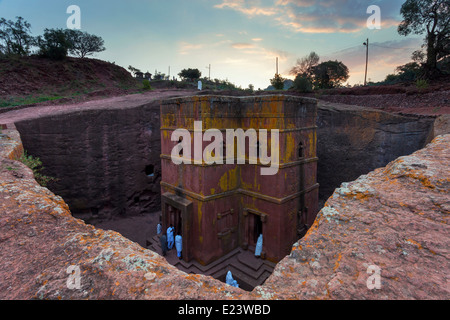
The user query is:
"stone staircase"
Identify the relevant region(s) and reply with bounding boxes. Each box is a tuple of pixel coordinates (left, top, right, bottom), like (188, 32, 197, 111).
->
(147, 235, 276, 291)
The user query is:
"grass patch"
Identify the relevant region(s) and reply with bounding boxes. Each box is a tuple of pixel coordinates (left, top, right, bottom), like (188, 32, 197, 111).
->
(0, 94, 65, 108)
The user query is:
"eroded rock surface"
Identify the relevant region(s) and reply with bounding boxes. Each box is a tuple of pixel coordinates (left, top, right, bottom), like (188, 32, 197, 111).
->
(261, 135, 449, 300)
(0, 127, 448, 300)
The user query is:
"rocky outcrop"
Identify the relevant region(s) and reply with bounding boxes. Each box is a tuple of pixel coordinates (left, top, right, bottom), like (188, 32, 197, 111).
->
(0, 126, 448, 300)
(260, 134, 449, 300)
(317, 101, 435, 202)
(0, 125, 23, 161)
(0, 128, 249, 300)
(433, 114, 450, 137)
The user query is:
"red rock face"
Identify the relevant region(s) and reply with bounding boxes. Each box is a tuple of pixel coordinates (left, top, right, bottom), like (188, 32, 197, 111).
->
(0, 115, 448, 300)
(262, 135, 450, 300)
(0, 126, 249, 300)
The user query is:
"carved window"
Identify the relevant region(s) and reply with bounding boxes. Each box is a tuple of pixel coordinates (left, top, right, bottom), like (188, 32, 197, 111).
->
(298, 142, 304, 159)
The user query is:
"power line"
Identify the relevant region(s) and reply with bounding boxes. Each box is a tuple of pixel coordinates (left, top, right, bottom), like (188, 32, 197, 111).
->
(371, 44, 417, 50)
(320, 43, 364, 57)
(363, 38, 369, 86)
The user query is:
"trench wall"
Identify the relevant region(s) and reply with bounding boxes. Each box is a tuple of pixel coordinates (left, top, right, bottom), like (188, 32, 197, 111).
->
(11, 98, 435, 221)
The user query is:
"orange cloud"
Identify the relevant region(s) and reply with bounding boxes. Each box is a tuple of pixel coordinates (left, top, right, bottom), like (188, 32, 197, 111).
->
(214, 0, 278, 17)
(231, 42, 256, 49)
(214, 0, 405, 34)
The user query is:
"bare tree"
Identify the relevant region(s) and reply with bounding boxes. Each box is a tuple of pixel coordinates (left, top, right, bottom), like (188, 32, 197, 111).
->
(289, 52, 320, 77)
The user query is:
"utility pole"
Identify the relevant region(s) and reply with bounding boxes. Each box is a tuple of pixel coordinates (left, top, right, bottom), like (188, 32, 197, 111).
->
(363, 38, 369, 86)
(276, 57, 279, 75)
(168, 66, 170, 78)
(206, 64, 211, 80)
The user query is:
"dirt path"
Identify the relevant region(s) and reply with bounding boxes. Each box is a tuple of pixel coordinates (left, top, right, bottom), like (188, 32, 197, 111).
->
(0, 89, 198, 126)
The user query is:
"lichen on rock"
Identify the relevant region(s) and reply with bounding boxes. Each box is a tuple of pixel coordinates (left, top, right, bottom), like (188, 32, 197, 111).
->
(0, 127, 448, 300)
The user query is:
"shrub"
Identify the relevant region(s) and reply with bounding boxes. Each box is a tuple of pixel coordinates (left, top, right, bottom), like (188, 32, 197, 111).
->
(270, 74, 285, 90)
(416, 79, 429, 90)
(293, 74, 313, 92)
(19, 151, 55, 187)
(396, 62, 423, 82)
(142, 79, 152, 90)
(383, 74, 400, 84)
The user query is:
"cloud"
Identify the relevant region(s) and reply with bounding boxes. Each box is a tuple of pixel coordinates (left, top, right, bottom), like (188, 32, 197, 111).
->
(214, 0, 405, 33)
(178, 42, 204, 55)
(231, 42, 256, 49)
(214, 0, 278, 17)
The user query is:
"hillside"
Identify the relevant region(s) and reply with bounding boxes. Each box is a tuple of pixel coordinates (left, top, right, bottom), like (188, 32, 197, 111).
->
(286, 76, 450, 116)
(0, 56, 140, 108)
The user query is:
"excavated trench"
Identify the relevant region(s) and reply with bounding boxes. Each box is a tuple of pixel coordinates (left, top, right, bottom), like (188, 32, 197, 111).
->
(13, 97, 435, 290)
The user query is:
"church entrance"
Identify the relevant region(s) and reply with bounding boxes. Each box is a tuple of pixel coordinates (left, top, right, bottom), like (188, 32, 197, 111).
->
(252, 213, 263, 246)
(167, 205, 183, 236)
(161, 193, 193, 262)
(243, 209, 265, 253)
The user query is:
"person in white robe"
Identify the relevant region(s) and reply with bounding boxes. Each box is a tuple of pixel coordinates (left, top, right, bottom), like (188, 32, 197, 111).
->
(255, 234, 263, 257)
(157, 222, 162, 235)
(226, 271, 239, 288)
(167, 225, 174, 250)
(175, 233, 183, 259)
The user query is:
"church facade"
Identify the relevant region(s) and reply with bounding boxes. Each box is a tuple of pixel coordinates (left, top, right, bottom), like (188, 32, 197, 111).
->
(160, 95, 319, 265)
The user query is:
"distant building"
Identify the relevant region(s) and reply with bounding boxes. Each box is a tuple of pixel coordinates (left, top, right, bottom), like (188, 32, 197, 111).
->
(135, 71, 144, 79)
(144, 72, 152, 80)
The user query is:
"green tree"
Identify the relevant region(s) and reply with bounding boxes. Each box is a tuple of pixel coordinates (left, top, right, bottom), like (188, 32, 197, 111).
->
(0, 16, 34, 56)
(293, 73, 313, 92)
(154, 70, 166, 80)
(178, 68, 201, 81)
(270, 73, 285, 90)
(128, 65, 141, 76)
(312, 60, 349, 89)
(396, 62, 423, 81)
(66, 29, 105, 58)
(398, 0, 450, 77)
(36, 28, 73, 60)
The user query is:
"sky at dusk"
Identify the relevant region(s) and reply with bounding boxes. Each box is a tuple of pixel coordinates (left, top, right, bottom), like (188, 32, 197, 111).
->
(0, 0, 423, 89)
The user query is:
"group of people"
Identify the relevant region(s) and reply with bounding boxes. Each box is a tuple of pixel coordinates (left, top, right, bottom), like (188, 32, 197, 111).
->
(157, 222, 183, 259)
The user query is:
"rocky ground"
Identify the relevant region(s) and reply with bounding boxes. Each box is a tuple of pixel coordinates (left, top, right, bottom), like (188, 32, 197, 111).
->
(0, 122, 448, 299)
(262, 134, 450, 299)
(95, 212, 161, 249)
